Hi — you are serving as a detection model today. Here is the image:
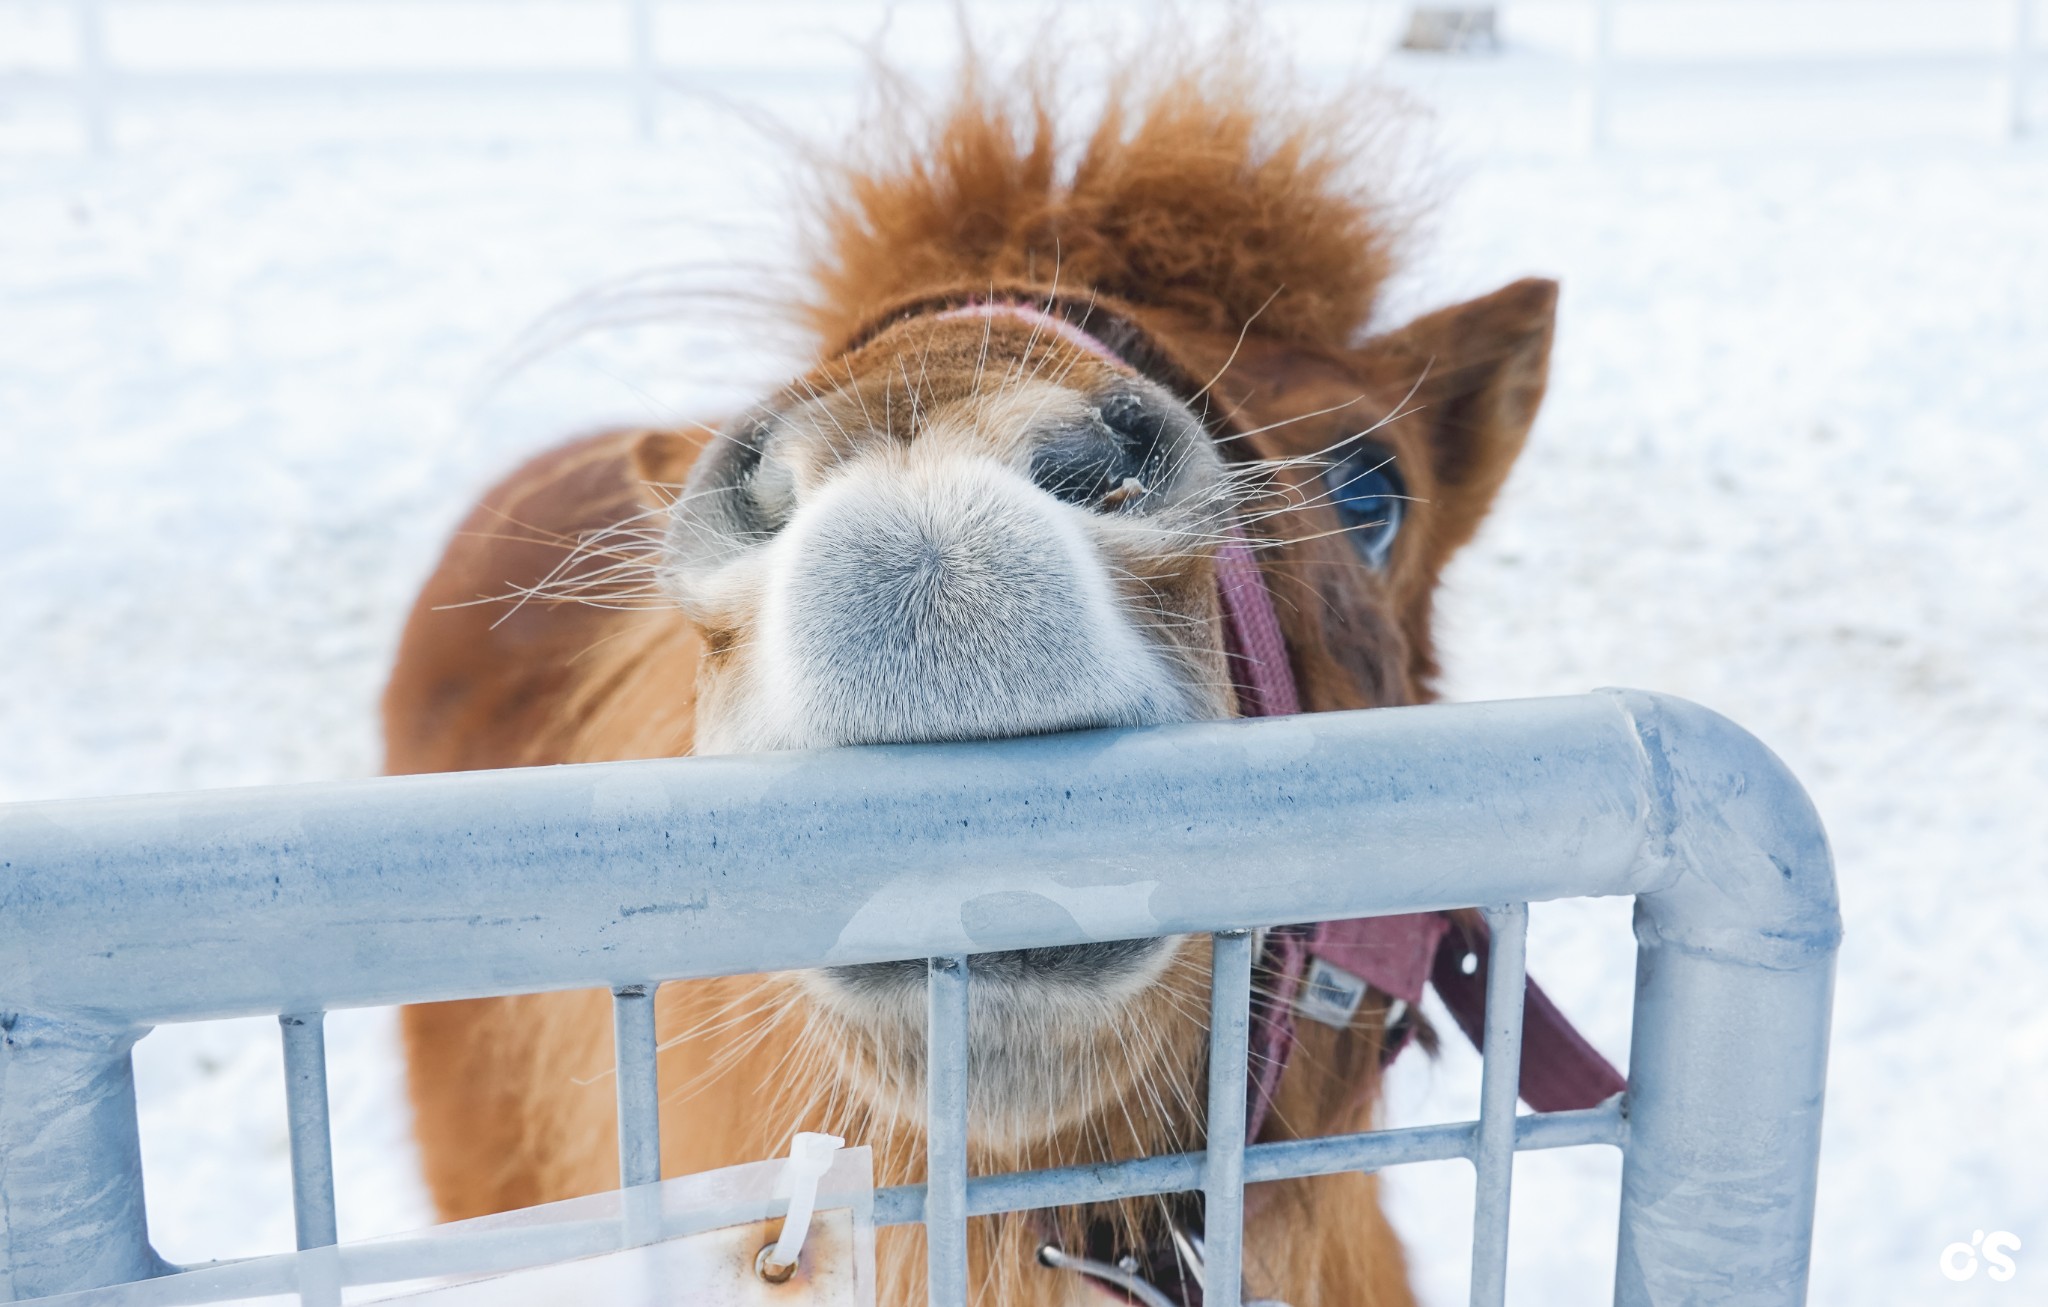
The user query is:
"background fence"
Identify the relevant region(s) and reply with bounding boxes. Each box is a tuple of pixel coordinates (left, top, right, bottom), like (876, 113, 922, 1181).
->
(0, 0, 2041, 154)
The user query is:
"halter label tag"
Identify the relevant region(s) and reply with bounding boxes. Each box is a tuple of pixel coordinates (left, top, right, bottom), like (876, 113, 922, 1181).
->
(1296, 956, 1370, 1029)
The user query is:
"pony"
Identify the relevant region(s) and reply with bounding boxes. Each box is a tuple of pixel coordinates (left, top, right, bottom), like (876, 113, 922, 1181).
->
(386, 44, 1555, 1307)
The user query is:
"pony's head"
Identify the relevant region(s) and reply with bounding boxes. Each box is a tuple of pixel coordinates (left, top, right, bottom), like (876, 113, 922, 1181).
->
(652, 302, 1234, 756)
(623, 60, 1556, 1163)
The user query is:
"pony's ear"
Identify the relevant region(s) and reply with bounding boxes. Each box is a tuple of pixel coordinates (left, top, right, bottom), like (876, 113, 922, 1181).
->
(1357, 277, 1557, 558)
(627, 429, 704, 509)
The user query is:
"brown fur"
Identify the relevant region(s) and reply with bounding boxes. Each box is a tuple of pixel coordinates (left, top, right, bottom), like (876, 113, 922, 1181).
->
(389, 46, 1553, 1307)
(801, 52, 1405, 351)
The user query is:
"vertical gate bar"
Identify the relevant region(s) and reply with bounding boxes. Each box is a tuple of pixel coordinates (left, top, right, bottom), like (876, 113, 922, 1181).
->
(612, 985, 663, 1249)
(1468, 904, 1529, 1307)
(925, 955, 971, 1307)
(1202, 929, 1254, 1307)
(611, 985, 662, 1189)
(1614, 947, 1835, 1304)
(278, 1013, 339, 1251)
(1608, 687, 1840, 1304)
(1615, 924, 1837, 1305)
(0, 1015, 163, 1301)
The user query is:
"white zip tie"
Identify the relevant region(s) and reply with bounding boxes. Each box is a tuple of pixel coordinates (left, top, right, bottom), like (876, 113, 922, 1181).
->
(756, 1132, 845, 1283)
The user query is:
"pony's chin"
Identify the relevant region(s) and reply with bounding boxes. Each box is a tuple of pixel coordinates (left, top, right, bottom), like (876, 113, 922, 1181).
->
(795, 938, 1185, 1142)
(814, 938, 1178, 1008)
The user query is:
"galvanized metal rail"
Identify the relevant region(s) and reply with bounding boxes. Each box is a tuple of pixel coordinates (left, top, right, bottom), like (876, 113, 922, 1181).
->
(0, 689, 1840, 1306)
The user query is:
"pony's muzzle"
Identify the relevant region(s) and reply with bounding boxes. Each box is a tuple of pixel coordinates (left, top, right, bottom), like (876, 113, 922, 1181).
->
(754, 456, 1188, 748)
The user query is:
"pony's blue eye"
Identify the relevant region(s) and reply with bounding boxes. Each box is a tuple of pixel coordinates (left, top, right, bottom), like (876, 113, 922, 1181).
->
(1324, 447, 1406, 569)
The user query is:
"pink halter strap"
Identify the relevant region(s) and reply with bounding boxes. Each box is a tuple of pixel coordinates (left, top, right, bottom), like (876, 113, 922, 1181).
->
(1210, 517, 1466, 1137)
(1189, 349, 1624, 1139)
(1218, 520, 1623, 1138)
(934, 300, 1129, 368)
(1213, 536, 1301, 718)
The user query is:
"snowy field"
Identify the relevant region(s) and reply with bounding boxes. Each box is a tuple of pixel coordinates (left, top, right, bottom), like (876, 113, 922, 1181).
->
(3, 2, 2045, 1304)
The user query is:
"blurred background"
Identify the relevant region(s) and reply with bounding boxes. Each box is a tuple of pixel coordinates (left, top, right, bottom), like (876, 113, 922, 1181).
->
(2, 2, 2042, 1302)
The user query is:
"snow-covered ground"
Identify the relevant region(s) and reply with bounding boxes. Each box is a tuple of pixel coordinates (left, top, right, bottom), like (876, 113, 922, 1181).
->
(3, 4, 2044, 1304)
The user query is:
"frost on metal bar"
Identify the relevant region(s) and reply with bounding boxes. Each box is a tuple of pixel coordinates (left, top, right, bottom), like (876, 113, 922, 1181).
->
(0, 690, 1840, 1306)
(277, 1012, 338, 1252)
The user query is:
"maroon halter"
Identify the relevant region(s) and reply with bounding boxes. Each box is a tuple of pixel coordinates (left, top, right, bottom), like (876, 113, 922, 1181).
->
(1214, 484, 1625, 1136)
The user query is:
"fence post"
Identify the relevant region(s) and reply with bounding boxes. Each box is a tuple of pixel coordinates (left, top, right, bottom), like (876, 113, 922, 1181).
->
(1607, 691, 1839, 1305)
(0, 1014, 166, 1302)
(71, 0, 112, 154)
(2009, 0, 2035, 139)
(1581, 0, 1615, 151)
(627, 0, 658, 141)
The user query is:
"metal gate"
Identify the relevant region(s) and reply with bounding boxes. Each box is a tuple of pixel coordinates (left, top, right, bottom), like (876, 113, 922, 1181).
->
(0, 689, 1840, 1306)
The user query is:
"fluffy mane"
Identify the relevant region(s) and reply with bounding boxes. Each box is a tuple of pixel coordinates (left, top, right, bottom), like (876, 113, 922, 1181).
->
(801, 45, 1410, 353)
